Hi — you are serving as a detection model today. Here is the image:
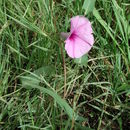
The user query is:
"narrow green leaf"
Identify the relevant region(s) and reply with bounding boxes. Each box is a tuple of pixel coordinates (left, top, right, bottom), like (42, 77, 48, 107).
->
(6, 14, 47, 37)
(117, 84, 130, 92)
(7, 44, 28, 59)
(20, 67, 86, 121)
(74, 54, 88, 65)
(83, 0, 96, 15)
(93, 8, 129, 68)
(33, 45, 48, 52)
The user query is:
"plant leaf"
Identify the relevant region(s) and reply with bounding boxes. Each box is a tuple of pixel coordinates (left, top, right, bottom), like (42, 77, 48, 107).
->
(82, 0, 96, 15)
(20, 67, 86, 121)
(74, 54, 88, 66)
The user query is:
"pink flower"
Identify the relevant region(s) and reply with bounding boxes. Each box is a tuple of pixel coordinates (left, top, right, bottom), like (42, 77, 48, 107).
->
(63, 16, 94, 58)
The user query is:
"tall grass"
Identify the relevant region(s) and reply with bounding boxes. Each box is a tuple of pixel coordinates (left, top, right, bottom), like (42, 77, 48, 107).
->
(0, 0, 129, 130)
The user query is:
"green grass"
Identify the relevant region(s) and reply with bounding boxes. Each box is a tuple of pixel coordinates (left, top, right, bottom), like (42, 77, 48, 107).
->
(0, 0, 130, 130)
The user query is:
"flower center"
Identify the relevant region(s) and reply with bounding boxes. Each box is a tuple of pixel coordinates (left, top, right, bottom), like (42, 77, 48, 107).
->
(69, 33, 76, 41)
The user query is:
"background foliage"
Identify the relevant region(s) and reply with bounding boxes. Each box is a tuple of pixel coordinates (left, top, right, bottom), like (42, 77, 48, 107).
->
(0, 0, 129, 130)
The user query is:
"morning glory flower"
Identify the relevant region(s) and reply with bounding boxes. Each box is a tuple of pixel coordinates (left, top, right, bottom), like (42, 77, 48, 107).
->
(61, 16, 94, 58)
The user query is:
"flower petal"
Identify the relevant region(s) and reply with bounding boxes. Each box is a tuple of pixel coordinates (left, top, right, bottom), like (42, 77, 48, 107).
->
(71, 16, 93, 34)
(73, 36, 92, 58)
(70, 16, 80, 32)
(65, 16, 94, 58)
(65, 39, 74, 58)
(65, 34, 94, 58)
(76, 34, 94, 46)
